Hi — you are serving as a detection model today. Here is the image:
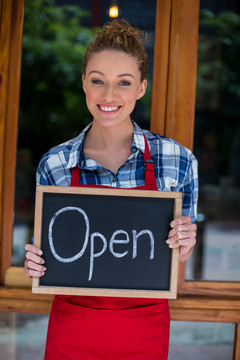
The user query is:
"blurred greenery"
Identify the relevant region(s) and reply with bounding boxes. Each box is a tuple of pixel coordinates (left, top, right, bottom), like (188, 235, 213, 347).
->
(13, 0, 154, 265)
(19, 0, 100, 164)
(194, 10, 240, 187)
(19, 0, 153, 168)
(17, 4, 240, 196)
(20, 6, 240, 153)
(16, 0, 154, 206)
(197, 10, 240, 117)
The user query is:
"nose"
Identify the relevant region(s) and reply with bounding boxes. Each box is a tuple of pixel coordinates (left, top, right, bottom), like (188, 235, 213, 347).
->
(102, 84, 118, 102)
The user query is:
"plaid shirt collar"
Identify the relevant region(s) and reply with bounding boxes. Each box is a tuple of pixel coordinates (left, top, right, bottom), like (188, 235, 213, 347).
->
(66, 121, 146, 170)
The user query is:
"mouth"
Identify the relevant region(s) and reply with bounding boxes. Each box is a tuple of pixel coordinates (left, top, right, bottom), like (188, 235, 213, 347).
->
(98, 105, 122, 113)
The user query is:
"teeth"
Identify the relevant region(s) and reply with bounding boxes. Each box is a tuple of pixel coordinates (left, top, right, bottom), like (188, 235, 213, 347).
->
(100, 106, 119, 112)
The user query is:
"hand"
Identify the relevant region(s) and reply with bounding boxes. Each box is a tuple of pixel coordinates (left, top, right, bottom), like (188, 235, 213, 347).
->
(166, 216, 197, 262)
(24, 244, 46, 279)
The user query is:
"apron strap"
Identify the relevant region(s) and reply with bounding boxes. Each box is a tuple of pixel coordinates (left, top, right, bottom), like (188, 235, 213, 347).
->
(142, 134, 158, 190)
(70, 166, 80, 186)
(70, 133, 158, 190)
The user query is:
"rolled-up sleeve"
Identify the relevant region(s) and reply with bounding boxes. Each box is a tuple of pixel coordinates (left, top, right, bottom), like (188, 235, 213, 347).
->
(181, 153, 199, 222)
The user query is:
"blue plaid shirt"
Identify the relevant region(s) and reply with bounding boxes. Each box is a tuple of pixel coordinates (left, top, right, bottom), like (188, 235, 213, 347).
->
(37, 121, 198, 221)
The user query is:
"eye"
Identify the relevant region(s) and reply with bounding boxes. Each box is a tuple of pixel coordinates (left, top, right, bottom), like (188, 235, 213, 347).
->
(91, 79, 103, 85)
(119, 80, 131, 86)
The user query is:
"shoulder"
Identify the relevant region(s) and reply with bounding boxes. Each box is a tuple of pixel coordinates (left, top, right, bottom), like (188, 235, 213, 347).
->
(37, 135, 82, 186)
(39, 136, 79, 167)
(142, 129, 197, 163)
(36, 122, 92, 185)
(142, 129, 198, 189)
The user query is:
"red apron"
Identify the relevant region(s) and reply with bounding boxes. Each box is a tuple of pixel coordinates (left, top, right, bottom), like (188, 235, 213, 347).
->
(44, 135, 170, 360)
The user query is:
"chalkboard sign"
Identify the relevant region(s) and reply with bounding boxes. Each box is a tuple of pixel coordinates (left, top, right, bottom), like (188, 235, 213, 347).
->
(32, 186, 182, 299)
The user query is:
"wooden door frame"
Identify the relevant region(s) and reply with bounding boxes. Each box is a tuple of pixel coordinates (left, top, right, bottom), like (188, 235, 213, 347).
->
(0, 0, 239, 357)
(0, 0, 24, 284)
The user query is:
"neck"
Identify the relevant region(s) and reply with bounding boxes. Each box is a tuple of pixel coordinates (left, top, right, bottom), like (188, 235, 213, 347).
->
(85, 120, 134, 151)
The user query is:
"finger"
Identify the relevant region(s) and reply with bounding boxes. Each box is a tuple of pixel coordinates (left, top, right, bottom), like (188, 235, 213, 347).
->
(24, 267, 45, 278)
(168, 223, 197, 237)
(25, 259, 46, 272)
(24, 264, 33, 279)
(25, 244, 43, 256)
(26, 251, 45, 265)
(167, 228, 196, 244)
(169, 239, 196, 253)
(170, 216, 192, 228)
(166, 232, 196, 248)
(24, 260, 46, 278)
(178, 236, 196, 248)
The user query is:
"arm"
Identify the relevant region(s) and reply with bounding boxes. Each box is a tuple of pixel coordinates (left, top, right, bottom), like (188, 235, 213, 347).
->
(166, 151, 198, 262)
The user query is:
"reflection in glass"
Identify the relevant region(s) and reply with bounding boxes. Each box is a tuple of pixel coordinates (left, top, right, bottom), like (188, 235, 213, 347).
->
(169, 321, 234, 360)
(12, 0, 156, 266)
(0, 312, 48, 359)
(186, 6, 240, 281)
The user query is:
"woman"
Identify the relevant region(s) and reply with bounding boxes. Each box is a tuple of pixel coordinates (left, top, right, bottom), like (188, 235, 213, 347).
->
(24, 20, 198, 360)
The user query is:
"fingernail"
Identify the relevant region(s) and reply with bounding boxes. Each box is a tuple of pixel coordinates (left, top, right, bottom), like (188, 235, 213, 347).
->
(38, 250, 43, 255)
(43, 267, 47, 271)
(166, 239, 170, 244)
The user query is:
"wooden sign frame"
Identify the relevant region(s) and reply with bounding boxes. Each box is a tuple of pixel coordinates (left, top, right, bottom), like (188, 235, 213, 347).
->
(32, 185, 182, 299)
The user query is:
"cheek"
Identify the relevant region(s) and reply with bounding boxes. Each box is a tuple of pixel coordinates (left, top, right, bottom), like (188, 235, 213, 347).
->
(124, 91, 139, 105)
(85, 89, 97, 104)
(85, 93, 96, 113)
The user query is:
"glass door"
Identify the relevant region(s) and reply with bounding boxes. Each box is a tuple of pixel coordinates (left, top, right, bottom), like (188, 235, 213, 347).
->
(185, 2, 240, 284)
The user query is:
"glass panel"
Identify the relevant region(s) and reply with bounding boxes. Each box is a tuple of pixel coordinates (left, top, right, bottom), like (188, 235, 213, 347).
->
(169, 321, 235, 360)
(0, 312, 48, 359)
(12, 0, 156, 266)
(0, 314, 235, 360)
(186, 1, 240, 281)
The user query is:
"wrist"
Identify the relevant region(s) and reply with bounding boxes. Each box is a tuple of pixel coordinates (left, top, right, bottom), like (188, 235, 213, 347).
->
(179, 247, 193, 262)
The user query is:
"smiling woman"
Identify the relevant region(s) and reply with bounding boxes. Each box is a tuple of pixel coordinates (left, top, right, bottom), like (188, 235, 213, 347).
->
(23, 19, 198, 360)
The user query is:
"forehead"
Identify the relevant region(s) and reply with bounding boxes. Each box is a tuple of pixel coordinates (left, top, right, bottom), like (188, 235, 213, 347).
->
(86, 50, 140, 76)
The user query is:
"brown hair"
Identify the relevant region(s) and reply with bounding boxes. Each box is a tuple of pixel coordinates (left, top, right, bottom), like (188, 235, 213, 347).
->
(83, 20, 148, 82)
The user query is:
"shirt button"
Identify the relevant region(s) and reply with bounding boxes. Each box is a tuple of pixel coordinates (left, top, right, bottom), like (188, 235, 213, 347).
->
(132, 147, 137, 153)
(112, 177, 117, 183)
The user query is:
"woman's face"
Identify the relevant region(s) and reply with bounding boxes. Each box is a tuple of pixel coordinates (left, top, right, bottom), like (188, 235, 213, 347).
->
(82, 50, 147, 128)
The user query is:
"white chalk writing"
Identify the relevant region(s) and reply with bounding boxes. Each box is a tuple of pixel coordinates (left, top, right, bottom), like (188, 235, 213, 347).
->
(48, 206, 89, 262)
(48, 207, 155, 281)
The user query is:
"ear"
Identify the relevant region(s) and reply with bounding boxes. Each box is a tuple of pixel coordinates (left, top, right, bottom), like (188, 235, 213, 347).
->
(136, 79, 147, 100)
(82, 74, 86, 93)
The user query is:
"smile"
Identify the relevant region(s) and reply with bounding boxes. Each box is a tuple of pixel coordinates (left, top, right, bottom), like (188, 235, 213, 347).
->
(98, 105, 121, 112)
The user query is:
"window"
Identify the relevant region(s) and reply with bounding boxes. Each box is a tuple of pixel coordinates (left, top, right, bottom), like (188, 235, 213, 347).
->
(12, 0, 157, 267)
(186, 3, 240, 283)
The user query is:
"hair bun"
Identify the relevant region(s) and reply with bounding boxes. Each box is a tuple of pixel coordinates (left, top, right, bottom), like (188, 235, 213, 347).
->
(83, 19, 148, 81)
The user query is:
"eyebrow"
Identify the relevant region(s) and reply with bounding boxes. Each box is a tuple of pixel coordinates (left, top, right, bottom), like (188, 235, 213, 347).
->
(89, 70, 104, 76)
(88, 70, 134, 78)
(118, 73, 134, 78)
